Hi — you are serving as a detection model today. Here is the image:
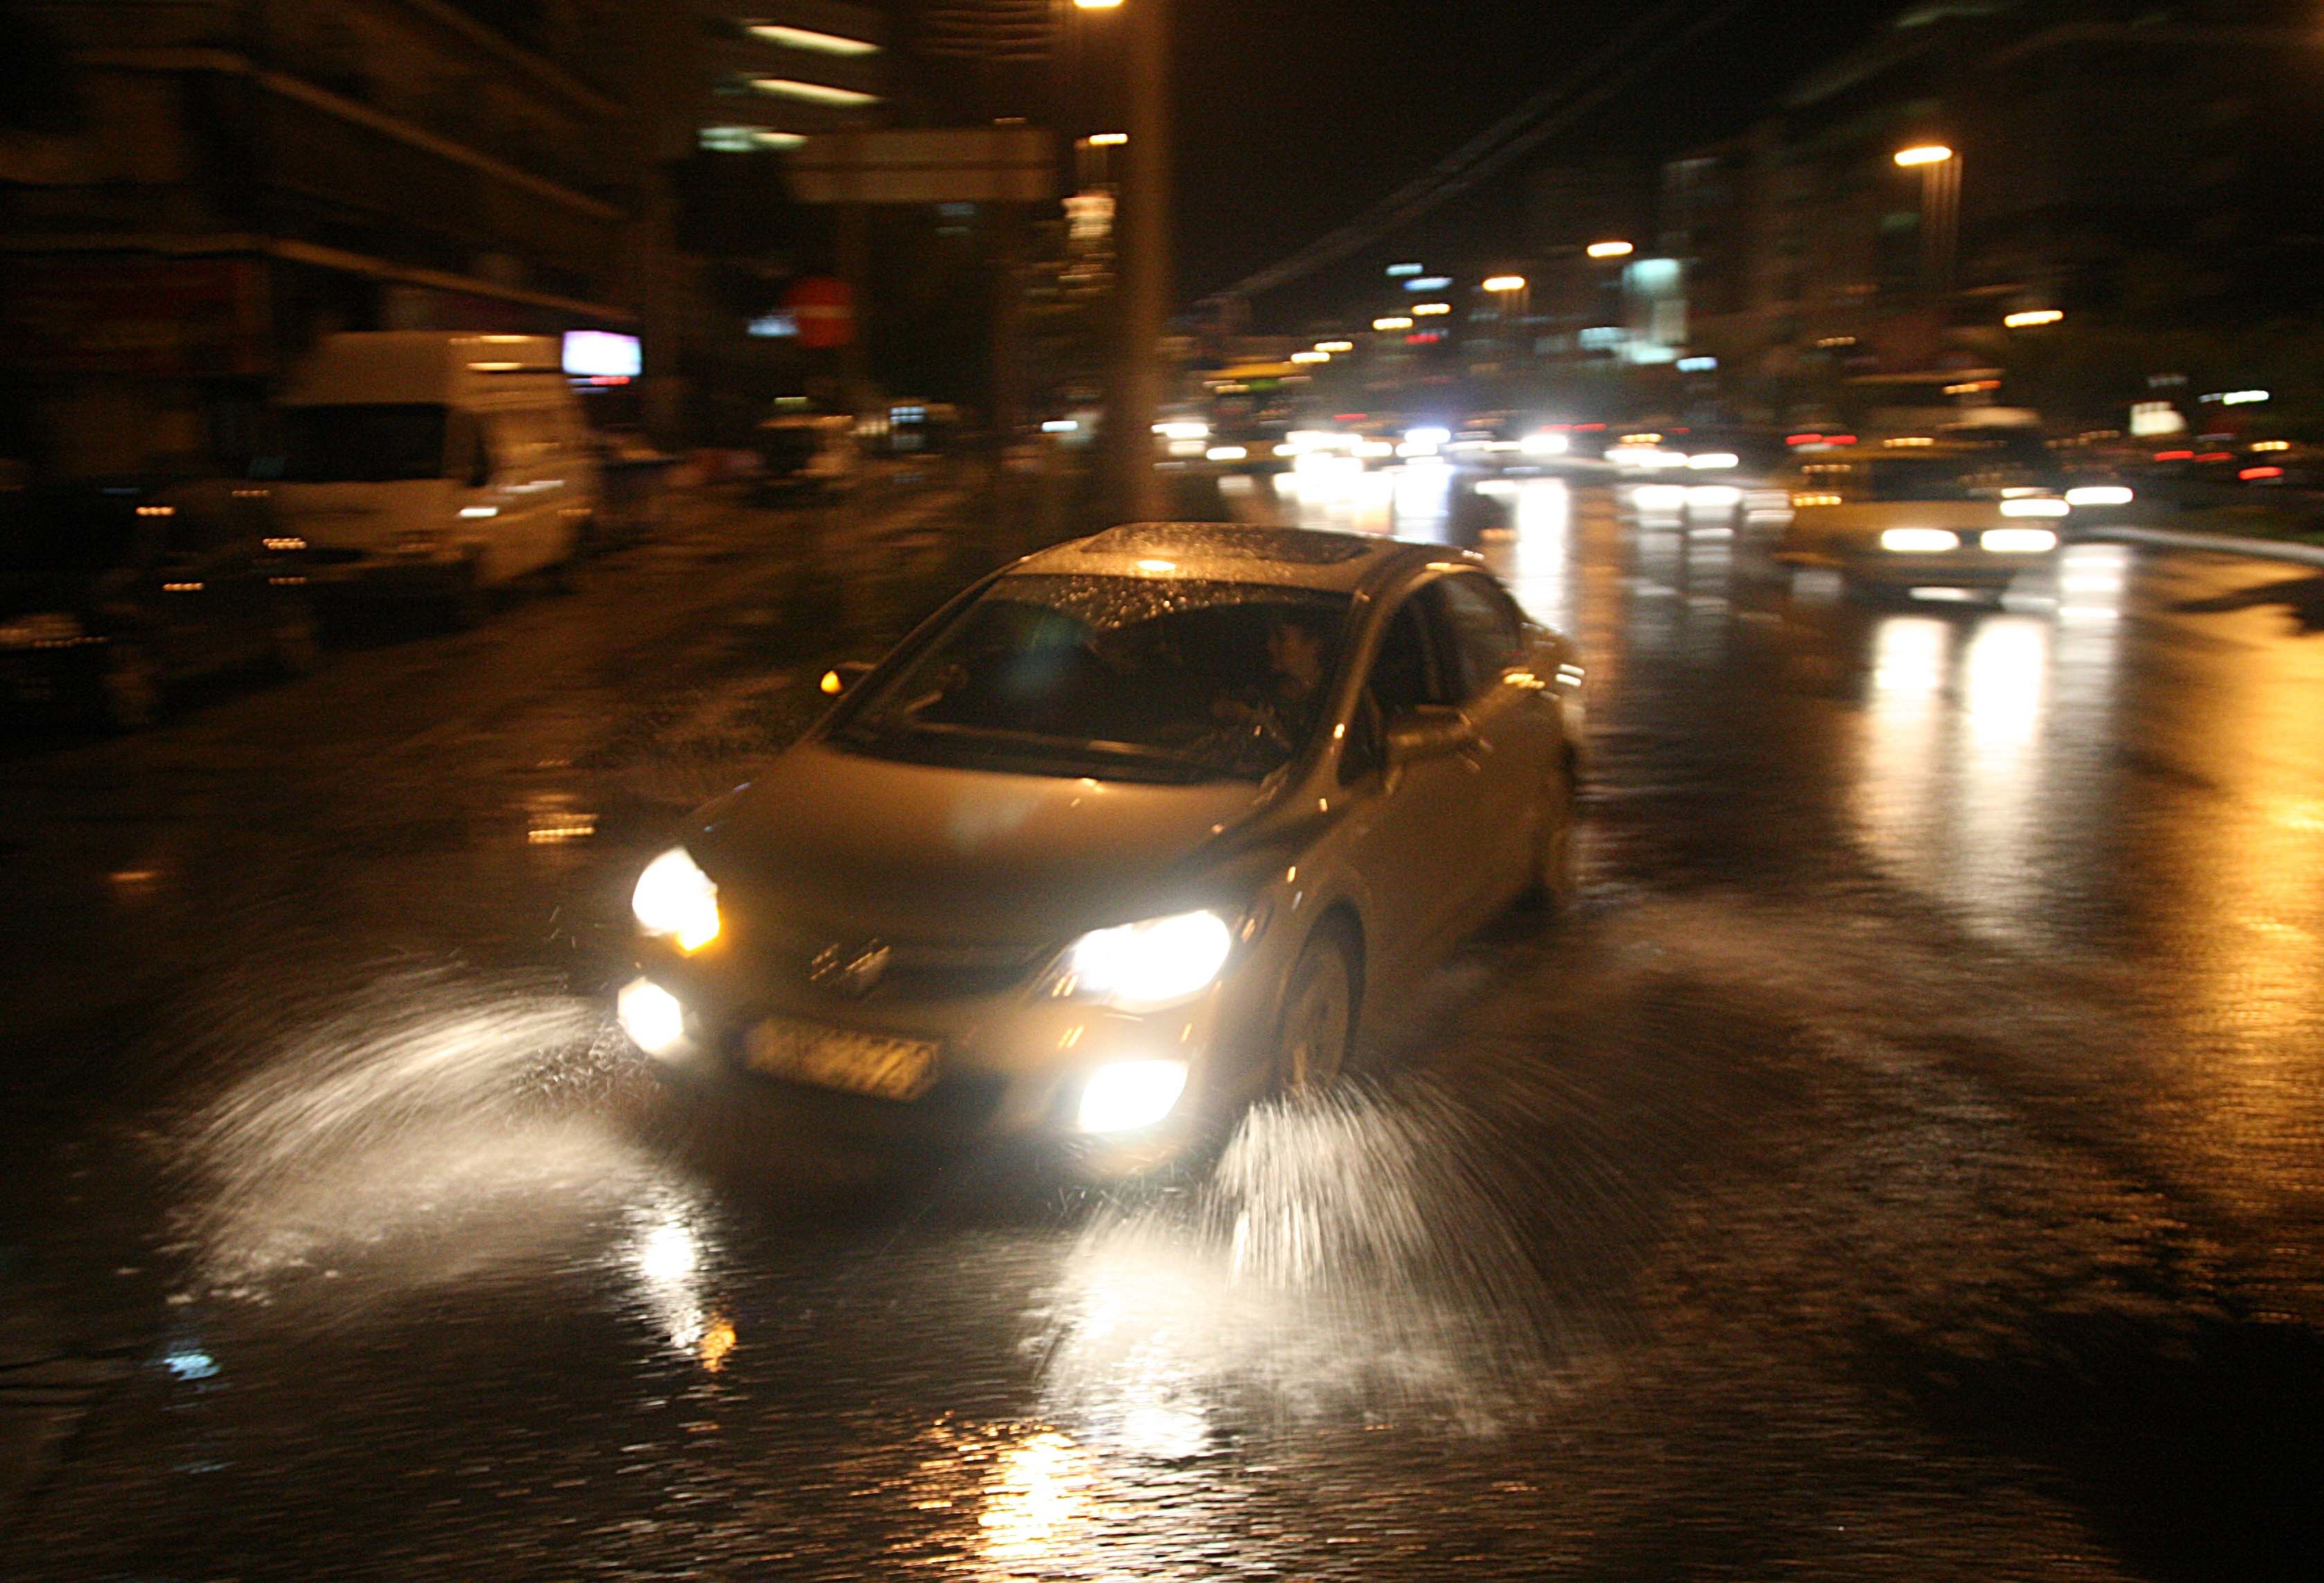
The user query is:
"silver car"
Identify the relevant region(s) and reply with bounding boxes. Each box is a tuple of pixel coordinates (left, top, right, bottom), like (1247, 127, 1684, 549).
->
(615, 523, 1585, 1164)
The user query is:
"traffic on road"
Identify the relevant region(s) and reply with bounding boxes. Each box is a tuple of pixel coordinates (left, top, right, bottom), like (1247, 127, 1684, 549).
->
(8, 1, 2324, 1577)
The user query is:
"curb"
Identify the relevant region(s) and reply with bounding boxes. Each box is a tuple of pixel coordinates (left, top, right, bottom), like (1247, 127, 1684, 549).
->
(2086, 525, 2324, 570)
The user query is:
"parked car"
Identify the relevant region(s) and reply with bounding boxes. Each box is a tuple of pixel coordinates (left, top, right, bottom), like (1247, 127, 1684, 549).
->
(752, 414, 858, 498)
(0, 475, 318, 729)
(259, 333, 599, 620)
(613, 523, 1587, 1171)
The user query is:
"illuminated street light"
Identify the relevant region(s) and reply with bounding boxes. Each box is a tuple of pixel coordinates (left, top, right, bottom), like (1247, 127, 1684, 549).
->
(1894, 144, 1955, 167)
(1085, 131, 1127, 146)
(1481, 275, 1526, 292)
(1585, 240, 1634, 259)
(1372, 315, 1414, 331)
(746, 24, 880, 55)
(1314, 340, 1354, 353)
(1410, 301, 1452, 316)
(751, 78, 881, 106)
(1290, 350, 1330, 364)
(2004, 308, 2064, 328)
(1075, 0, 1123, 8)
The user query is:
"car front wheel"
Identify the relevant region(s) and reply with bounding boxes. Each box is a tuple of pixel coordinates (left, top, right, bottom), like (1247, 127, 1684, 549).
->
(1274, 926, 1357, 1095)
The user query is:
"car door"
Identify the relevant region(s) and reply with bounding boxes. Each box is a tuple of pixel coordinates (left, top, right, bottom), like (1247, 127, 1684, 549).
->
(1334, 579, 1504, 972)
(149, 504, 250, 677)
(1430, 570, 1556, 913)
(494, 402, 564, 576)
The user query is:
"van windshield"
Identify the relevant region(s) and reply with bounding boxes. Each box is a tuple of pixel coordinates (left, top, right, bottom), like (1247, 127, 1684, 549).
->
(279, 404, 449, 483)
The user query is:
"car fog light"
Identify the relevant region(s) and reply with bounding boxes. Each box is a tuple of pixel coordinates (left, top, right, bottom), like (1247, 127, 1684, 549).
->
(1077, 1060, 1189, 1134)
(1980, 527, 2058, 554)
(617, 978, 687, 1057)
(1881, 528, 1960, 553)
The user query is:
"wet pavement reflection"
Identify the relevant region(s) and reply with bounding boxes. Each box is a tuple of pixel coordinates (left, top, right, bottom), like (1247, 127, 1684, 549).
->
(2, 477, 2321, 1579)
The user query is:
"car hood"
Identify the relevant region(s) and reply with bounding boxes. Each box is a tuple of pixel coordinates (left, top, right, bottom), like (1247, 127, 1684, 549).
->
(690, 741, 1272, 949)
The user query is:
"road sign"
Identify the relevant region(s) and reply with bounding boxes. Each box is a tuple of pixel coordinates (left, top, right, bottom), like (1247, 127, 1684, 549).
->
(784, 277, 854, 349)
(786, 128, 1057, 205)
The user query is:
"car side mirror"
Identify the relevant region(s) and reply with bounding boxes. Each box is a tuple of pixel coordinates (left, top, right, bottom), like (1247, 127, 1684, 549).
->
(819, 661, 876, 697)
(1384, 705, 1477, 766)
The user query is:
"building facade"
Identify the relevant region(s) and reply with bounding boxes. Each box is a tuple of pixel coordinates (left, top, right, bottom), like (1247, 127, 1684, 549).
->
(0, 0, 651, 478)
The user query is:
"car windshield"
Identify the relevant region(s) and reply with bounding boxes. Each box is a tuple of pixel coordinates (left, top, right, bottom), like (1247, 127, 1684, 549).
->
(276, 403, 449, 483)
(832, 574, 1352, 782)
(1860, 455, 2054, 501)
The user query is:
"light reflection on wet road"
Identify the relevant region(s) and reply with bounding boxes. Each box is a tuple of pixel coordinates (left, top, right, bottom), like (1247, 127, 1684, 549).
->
(2, 471, 2322, 1579)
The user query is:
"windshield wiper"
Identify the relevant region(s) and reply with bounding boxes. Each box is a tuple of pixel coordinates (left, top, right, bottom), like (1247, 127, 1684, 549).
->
(836, 721, 1238, 782)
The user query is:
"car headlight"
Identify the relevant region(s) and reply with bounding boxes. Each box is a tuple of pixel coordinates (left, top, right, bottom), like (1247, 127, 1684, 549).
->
(1881, 528, 1960, 553)
(1998, 496, 2070, 518)
(632, 846, 721, 952)
(2065, 485, 2133, 507)
(1077, 1059, 1189, 1134)
(1046, 909, 1233, 1012)
(1980, 527, 2058, 554)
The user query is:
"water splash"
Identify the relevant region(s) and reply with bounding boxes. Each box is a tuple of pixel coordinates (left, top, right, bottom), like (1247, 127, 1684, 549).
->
(1035, 1078, 1573, 1446)
(179, 965, 651, 1300)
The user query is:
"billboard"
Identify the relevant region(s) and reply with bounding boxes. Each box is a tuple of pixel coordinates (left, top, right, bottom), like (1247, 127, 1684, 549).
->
(562, 331, 641, 378)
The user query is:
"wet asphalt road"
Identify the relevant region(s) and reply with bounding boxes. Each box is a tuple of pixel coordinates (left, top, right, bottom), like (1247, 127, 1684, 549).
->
(2, 466, 2321, 1580)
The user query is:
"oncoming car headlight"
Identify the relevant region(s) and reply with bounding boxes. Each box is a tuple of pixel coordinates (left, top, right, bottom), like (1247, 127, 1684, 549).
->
(1046, 909, 1234, 1012)
(1881, 528, 1960, 554)
(1998, 496, 2070, 518)
(1980, 527, 2059, 554)
(633, 846, 721, 953)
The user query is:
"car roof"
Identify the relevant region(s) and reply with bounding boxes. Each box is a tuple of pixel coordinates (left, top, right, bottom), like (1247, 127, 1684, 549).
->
(1794, 444, 2019, 464)
(1014, 523, 1451, 594)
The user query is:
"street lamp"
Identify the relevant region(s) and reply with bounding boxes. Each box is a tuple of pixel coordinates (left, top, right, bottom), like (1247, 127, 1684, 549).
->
(1585, 240, 1634, 259)
(1372, 315, 1413, 331)
(1894, 143, 1960, 295)
(1483, 275, 1530, 358)
(1078, 0, 1172, 523)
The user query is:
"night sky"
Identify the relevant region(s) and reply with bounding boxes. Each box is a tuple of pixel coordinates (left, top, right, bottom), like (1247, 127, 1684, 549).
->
(1168, 0, 1908, 317)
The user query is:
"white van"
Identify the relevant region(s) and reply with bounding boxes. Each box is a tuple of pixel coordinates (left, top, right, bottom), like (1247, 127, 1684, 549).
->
(267, 333, 599, 609)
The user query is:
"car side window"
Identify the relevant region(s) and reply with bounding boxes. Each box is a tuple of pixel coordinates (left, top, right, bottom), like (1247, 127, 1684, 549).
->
(1433, 574, 1523, 700)
(1340, 592, 1449, 784)
(447, 411, 491, 487)
(1368, 596, 1441, 715)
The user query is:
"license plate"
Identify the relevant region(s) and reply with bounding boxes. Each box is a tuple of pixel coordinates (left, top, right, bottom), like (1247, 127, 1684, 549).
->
(744, 1017, 937, 1101)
